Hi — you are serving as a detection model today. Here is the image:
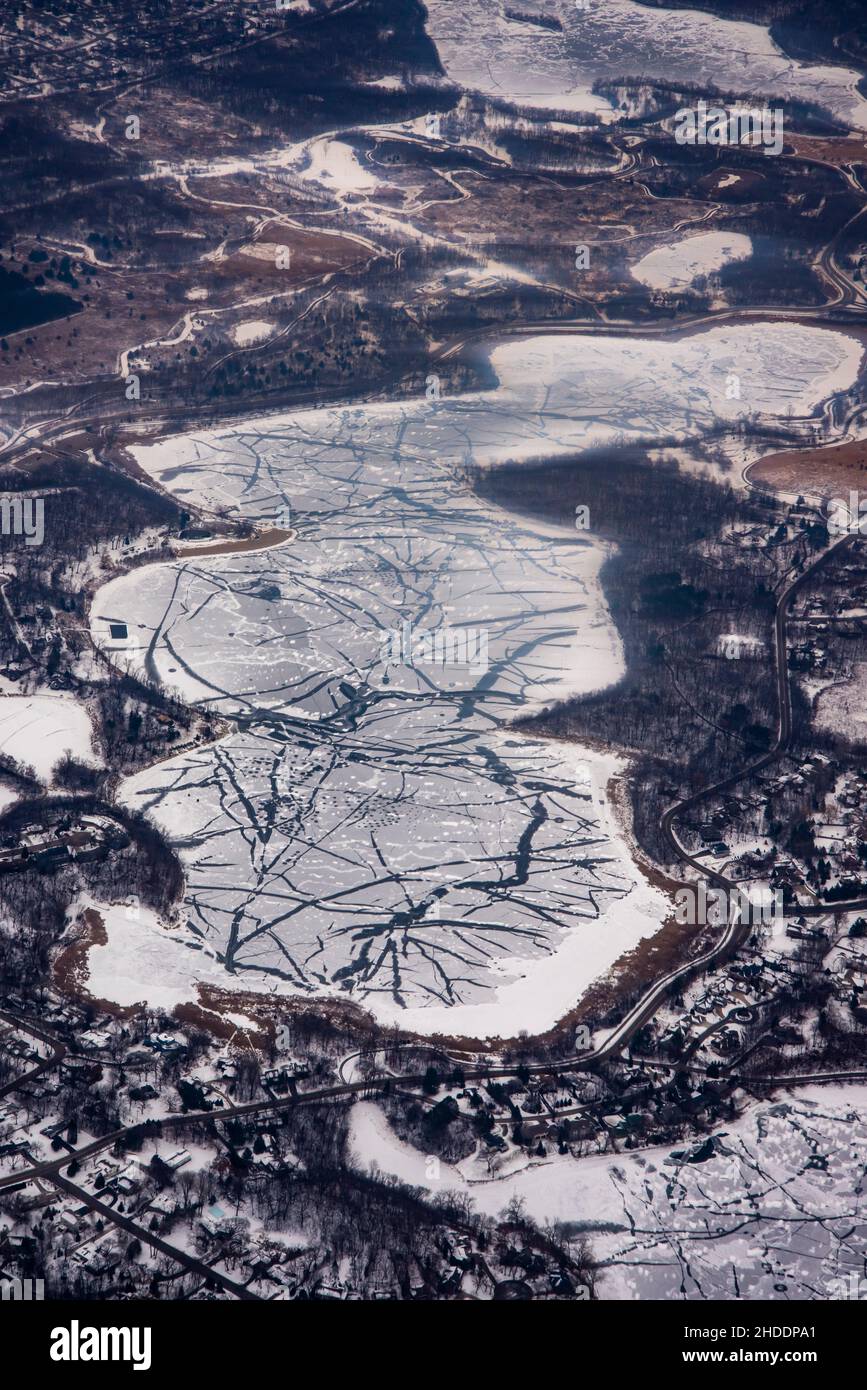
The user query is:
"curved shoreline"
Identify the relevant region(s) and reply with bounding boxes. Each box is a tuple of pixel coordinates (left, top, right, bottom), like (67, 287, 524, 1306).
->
(80, 318, 866, 1048)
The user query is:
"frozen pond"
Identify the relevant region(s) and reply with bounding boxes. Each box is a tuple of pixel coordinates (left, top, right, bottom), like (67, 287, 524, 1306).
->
(349, 1084, 867, 1300)
(630, 231, 753, 291)
(91, 323, 861, 1033)
(424, 0, 867, 130)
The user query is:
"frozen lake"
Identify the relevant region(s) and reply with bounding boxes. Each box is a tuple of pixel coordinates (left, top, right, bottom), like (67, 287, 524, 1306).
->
(349, 1084, 867, 1300)
(425, 0, 867, 130)
(91, 323, 861, 1033)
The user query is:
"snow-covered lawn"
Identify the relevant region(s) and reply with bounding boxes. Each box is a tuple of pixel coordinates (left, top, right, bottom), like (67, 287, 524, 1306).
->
(0, 693, 98, 780)
(298, 137, 379, 193)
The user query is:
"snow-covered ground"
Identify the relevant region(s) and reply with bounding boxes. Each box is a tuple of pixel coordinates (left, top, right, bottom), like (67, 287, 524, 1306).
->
(424, 0, 867, 130)
(79, 898, 198, 1011)
(349, 1084, 867, 1299)
(232, 320, 273, 346)
(631, 232, 753, 291)
(86, 322, 860, 1033)
(297, 136, 379, 193)
(813, 664, 867, 739)
(0, 693, 98, 781)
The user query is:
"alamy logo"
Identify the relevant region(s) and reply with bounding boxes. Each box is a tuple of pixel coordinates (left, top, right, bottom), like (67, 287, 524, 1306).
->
(0, 496, 44, 546)
(674, 99, 784, 157)
(50, 1320, 151, 1371)
(826, 1270, 867, 1300)
(675, 883, 783, 928)
(826, 491, 867, 535)
(1, 1278, 44, 1300)
(380, 620, 489, 676)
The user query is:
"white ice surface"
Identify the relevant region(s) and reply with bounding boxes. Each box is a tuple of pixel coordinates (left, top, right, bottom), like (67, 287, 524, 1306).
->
(349, 1083, 867, 1299)
(630, 232, 753, 291)
(87, 322, 861, 1033)
(425, 0, 867, 130)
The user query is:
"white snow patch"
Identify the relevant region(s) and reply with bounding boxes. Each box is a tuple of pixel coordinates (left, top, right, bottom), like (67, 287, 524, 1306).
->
(631, 232, 753, 291)
(79, 898, 228, 1012)
(299, 137, 379, 192)
(0, 694, 98, 780)
(232, 320, 273, 346)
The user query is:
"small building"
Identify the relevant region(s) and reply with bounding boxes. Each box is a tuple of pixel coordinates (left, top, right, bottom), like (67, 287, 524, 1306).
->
(200, 1203, 228, 1237)
(518, 1119, 549, 1144)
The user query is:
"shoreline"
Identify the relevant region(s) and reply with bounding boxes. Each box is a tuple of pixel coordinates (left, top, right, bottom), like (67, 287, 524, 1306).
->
(69, 314, 865, 1049)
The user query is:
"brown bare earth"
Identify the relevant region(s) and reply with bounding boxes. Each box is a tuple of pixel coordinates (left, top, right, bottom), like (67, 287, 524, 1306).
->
(175, 996, 270, 1051)
(786, 134, 867, 165)
(749, 438, 867, 499)
(53, 907, 141, 1020)
(174, 526, 293, 558)
(237, 220, 374, 281)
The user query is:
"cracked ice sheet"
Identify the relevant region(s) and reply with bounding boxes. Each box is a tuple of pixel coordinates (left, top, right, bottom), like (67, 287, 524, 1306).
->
(589, 1084, 867, 1300)
(349, 1086, 867, 1300)
(91, 325, 858, 1032)
(425, 0, 867, 130)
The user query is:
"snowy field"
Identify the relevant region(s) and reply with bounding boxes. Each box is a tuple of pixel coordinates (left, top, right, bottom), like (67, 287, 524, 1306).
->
(88, 322, 860, 1033)
(349, 1085, 867, 1300)
(630, 232, 753, 291)
(72, 898, 191, 1011)
(424, 0, 867, 130)
(0, 693, 98, 781)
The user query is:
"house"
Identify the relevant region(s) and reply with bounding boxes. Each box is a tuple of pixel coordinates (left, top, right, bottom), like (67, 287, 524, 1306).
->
(87, 1245, 122, 1276)
(33, 843, 70, 870)
(200, 1203, 228, 1237)
(262, 1067, 292, 1091)
(562, 1116, 598, 1143)
(443, 1235, 473, 1269)
(0, 1141, 30, 1158)
(143, 1034, 186, 1058)
(128, 1084, 158, 1103)
(518, 1119, 549, 1144)
(71, 843, 107, 864)
(61, 1059, 103, 1085)
(41, 1120, 69, 1140)
(711, 1027, 741, 1055)
(624, 1111, 650, 1133)
(148, 1192, 181, 1219)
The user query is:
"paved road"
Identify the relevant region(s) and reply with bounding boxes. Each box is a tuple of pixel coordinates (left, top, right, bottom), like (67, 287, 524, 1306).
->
(47, 1171, 260, 1301)
(0, 1008, 66, 1100)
